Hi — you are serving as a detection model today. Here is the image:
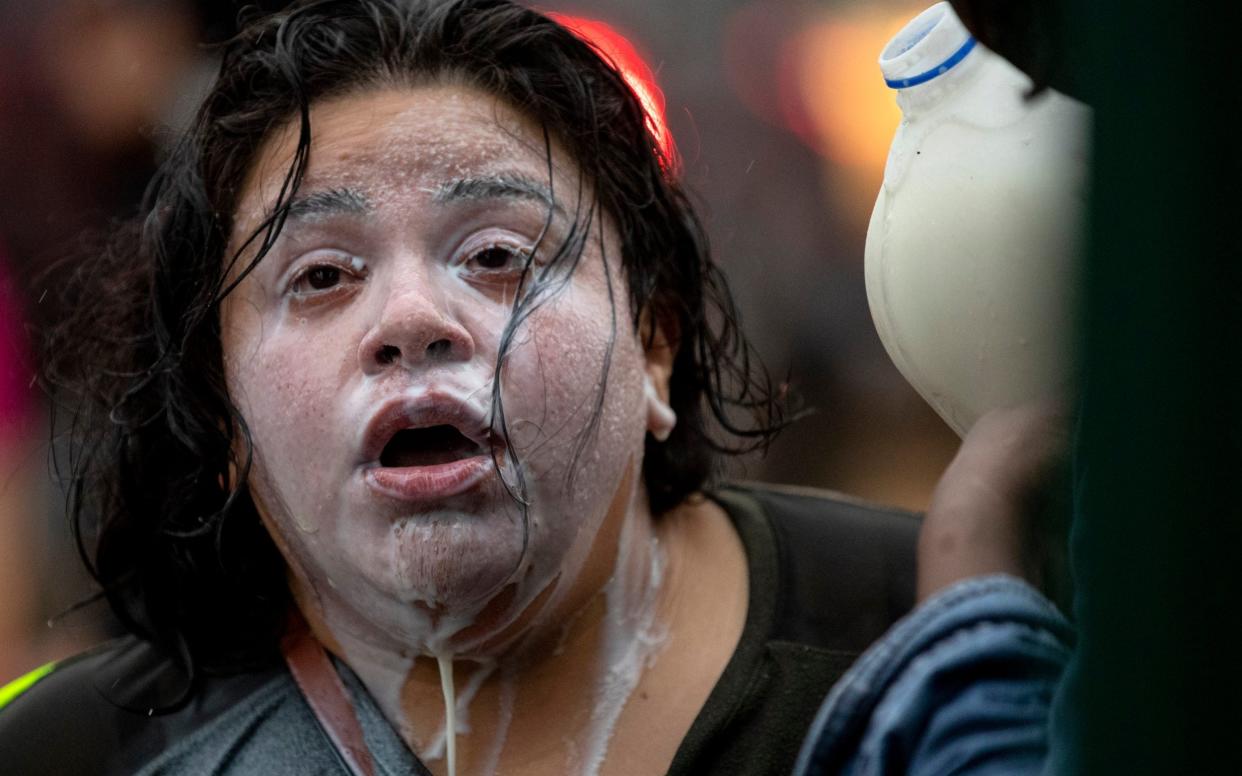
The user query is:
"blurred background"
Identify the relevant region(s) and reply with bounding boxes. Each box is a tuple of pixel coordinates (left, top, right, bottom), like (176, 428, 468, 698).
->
(0, 0, 958, 682)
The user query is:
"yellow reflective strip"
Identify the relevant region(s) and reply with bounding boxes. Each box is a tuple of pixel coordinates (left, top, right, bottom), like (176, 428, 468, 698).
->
(0, 662, 55, 710)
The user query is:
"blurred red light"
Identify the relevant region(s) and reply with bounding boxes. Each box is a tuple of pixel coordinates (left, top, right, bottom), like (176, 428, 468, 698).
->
(548, 13, 676, 171)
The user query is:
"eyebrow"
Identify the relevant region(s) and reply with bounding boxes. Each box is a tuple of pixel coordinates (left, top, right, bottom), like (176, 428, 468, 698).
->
(283, 187, 371, 223)
(430, 173, 561, 216)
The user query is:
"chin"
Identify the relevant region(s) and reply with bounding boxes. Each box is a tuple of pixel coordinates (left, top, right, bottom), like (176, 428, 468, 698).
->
(357, 508, 527, 609)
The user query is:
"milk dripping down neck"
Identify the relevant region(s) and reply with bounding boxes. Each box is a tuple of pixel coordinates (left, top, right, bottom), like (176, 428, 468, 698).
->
(880, 2, 981, 115)
(436, 654, 458, 776)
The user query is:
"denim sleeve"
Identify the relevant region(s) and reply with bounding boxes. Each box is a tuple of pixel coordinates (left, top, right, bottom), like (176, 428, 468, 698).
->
(794, 575, 1074, 776)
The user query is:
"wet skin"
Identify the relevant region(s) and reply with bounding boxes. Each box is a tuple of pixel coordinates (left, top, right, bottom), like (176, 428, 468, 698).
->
(221, 85, 749, 775)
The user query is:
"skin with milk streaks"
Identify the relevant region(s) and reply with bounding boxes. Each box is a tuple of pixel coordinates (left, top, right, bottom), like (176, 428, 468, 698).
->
(221, 84, 748, 775)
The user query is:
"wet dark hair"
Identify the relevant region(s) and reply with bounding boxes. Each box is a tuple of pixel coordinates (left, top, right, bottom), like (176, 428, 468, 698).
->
(44, 0, 785, 676)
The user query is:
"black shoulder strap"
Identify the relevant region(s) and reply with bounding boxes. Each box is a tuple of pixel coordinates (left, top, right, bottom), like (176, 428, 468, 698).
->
(724, 483, 922, 652)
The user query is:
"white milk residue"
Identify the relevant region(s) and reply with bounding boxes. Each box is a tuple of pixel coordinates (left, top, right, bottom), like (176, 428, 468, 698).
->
(437, 654, 458, 776)
(452, 659, 496, 736)
(578, 511, 668, 776)
(478, 671, 517, 775)
(642, 373, 677, 442)
(424, 658, 497, 758)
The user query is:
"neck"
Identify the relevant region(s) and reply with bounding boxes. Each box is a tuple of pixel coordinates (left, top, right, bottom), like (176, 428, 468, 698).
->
(293, 468, 674, 775)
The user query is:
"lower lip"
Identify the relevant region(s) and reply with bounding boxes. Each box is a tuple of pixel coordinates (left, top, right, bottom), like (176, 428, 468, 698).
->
(365, 455, 494, 503)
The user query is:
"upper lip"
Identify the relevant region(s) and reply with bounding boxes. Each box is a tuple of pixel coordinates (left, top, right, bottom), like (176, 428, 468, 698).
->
(360, 392, 494, 465)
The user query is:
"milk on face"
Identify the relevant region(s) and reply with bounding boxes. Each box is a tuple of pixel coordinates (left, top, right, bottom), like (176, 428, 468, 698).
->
(865, 2, 1091, 436)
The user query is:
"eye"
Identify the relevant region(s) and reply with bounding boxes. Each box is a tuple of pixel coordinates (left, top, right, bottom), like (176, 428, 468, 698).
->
(286, 253, 366, 297)
(305, 265, 341, 290)
(465, 242, 531, 275)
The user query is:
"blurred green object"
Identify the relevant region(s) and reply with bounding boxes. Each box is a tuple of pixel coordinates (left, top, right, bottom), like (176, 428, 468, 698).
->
(1067, 1, 1242, 774)
(0, 663, 54, 711)
(957, 0, 1242, 771)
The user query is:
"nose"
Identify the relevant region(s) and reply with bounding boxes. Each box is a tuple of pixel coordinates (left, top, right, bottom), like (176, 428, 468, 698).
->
(358, 281, 475, 375)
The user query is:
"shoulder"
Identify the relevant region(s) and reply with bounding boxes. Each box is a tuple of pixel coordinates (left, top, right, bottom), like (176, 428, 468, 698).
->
(668, 484, 922, 775)
(713, 482, 922, 653)
(0, 636, 291, 776)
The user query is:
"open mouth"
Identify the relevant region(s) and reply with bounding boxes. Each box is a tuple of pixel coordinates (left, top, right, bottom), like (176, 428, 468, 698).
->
(379, 425, 487, 468)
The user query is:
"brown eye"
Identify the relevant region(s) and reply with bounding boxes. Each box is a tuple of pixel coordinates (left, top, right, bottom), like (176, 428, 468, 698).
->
(286, 252, 365, 298)
(472, 245, 523, 271)
(306, 266, 341, 289)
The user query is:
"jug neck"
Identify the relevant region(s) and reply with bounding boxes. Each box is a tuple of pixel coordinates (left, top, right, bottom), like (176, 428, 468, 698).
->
(880, 2, 982, 117)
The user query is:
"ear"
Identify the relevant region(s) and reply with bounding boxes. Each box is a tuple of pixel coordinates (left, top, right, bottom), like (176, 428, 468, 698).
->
(641, 308, 678, 442)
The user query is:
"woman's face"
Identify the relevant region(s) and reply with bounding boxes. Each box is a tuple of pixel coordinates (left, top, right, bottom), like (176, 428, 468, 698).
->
(220, 85, 672, 656)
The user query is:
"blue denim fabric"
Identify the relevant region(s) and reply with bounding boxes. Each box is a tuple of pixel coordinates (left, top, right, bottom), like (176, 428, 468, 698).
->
(794, 575, 1074, 776)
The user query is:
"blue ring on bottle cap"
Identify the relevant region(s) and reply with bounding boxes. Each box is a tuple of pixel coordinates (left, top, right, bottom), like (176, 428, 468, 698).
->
(884, 36, 978, 89)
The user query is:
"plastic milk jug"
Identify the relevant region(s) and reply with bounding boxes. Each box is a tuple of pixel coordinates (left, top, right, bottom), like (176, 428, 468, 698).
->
(865, 2, 1091, 436)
